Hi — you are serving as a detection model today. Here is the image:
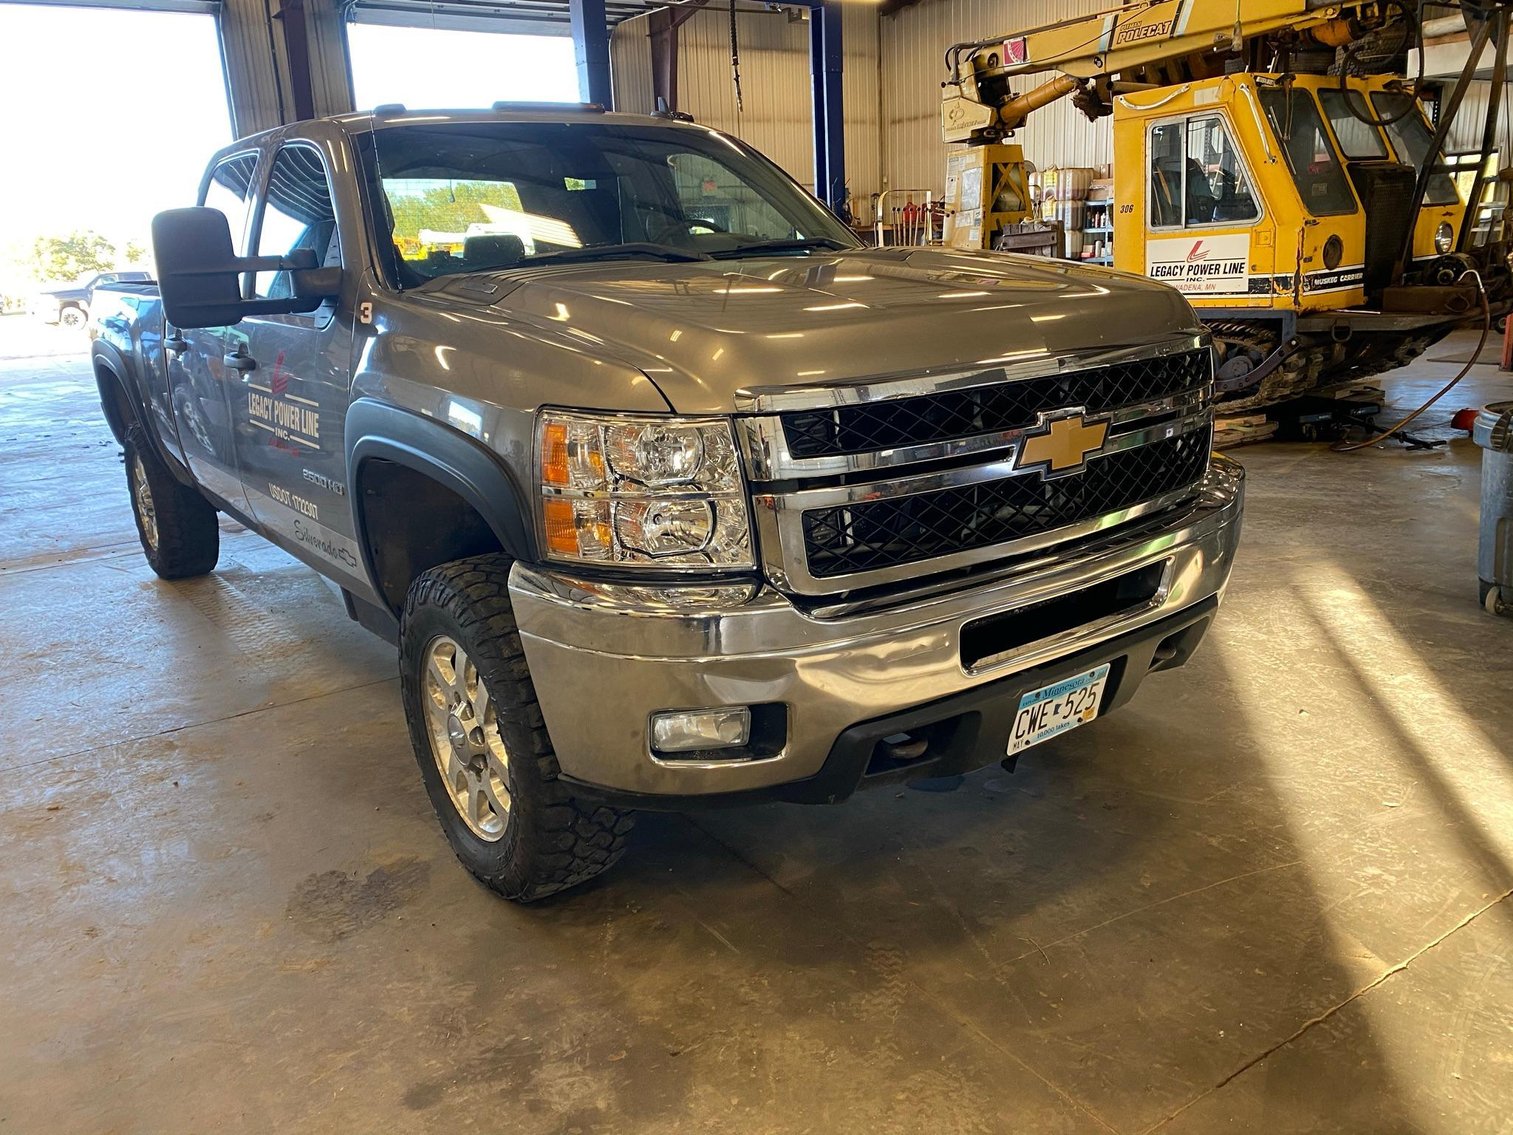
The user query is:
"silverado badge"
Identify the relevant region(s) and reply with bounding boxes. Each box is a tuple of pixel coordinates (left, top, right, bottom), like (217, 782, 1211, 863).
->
(1015, 410, 1110, 478)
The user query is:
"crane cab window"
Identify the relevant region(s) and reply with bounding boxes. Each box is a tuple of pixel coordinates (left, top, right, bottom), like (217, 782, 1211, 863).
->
(1148, 115, 1260, 228)
(1371, 92, 1460, 205)
(1318, 89, 1390, 160)
(1258, 88, 1358, 216)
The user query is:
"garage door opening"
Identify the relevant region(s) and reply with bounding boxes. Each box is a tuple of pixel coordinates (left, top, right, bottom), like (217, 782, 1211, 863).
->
(347, 22, 578, 110)
(0, 2, 230, 311)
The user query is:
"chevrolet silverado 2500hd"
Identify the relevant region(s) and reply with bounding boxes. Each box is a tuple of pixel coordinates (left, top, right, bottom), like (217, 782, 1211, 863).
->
(91, 106, 1244, 901)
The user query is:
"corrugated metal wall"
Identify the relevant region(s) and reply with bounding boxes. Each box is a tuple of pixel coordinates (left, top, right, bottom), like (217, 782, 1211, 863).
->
(879, 0, 1113, 198)
(610, 4, 882, 200)
(1444, 81, 1513, 158)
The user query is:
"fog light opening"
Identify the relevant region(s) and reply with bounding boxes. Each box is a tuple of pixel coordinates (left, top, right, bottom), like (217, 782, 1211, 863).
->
(651, 707, 751, 754)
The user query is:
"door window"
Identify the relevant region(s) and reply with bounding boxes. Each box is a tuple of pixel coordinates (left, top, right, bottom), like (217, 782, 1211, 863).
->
(1148, 115, 1260, 228)
(252, 145, 340, 302)
(200, 152, 259, 252)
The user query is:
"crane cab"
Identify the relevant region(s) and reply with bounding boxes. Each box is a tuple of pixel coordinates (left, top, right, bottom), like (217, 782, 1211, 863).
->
(1112, 72, 1468, 315)
(1106, 71, 1491, 402)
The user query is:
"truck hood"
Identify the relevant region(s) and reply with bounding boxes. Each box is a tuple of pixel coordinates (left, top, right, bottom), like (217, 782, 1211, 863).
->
(446, 247, 1203, 415)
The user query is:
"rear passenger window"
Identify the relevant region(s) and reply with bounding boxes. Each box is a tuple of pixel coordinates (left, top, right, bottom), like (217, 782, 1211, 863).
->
(201, 152, 259, 252)
(253, 144, 340, 302)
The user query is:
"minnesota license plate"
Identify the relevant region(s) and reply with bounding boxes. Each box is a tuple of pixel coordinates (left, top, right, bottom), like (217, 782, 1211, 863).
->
(1007, 664, 1110, 755)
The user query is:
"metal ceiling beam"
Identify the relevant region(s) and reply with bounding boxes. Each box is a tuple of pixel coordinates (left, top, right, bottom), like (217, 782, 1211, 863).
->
(0, 0, 218, 12)
(348, 0, 655, 28)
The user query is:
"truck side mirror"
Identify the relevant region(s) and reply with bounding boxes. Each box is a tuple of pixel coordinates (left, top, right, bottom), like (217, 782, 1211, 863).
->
(151, 207, 345, 329)
(152, 207, 245, 329)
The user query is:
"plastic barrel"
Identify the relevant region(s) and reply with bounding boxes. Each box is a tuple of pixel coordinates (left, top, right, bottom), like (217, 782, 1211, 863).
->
(1472, 401, 1513, 616)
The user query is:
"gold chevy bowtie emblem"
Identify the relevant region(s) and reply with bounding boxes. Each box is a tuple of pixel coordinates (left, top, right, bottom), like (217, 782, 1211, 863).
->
(1016, 412, 1109, 477)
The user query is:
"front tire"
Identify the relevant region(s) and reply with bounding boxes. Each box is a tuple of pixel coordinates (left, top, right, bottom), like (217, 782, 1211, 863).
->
(399, 555, 634, 902)
(123, 424, 219, 579)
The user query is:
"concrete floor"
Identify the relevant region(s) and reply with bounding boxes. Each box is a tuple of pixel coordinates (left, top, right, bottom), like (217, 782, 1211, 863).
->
(2, 313, 1511, 1134)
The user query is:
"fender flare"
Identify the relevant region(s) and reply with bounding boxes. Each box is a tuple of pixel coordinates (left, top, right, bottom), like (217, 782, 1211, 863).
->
(345, 397, 537, 570)
(90, 342, 201, 485)
(90, 341, 139, 443)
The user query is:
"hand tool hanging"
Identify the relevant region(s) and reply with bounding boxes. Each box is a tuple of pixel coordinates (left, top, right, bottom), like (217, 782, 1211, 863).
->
(729, 0, 744, 113)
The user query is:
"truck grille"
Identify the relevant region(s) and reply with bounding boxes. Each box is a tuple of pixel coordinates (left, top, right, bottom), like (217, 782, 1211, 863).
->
(799, 428, 1213, 579)
(781, 349, 1209, 459)
(742, 337, 1215, 596)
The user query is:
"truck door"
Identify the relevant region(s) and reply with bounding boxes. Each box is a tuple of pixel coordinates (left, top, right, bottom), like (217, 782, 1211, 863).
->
(230, 141, 366, 590)
(166, 150, 259, 512)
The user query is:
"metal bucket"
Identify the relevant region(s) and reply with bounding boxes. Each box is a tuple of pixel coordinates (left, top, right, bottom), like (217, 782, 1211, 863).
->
(1472, 401, 1513, 616)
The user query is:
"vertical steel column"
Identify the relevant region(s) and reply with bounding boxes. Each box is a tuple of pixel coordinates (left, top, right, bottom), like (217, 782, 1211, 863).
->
(808, 1, 846, 217)
(570, 0, 613, 107)
(809, 7, 827, 207)
(275, 0, 316, 122)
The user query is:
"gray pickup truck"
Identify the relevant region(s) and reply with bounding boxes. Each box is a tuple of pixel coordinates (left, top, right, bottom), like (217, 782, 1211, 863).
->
(92, 105, 1243, 901)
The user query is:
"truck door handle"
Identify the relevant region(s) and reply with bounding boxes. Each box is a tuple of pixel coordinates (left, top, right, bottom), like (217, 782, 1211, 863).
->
(165, 335, 188, 354)
(222, 350, 257, 372)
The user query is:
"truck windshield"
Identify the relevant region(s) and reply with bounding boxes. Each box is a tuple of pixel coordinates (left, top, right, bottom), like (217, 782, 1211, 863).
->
(1370, 92, 1460, 205)
(360, 120, 860, 284)
(1258, 88, 1358, 217)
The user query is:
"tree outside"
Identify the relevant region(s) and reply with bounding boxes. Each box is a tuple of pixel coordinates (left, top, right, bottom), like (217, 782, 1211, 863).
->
(388, 181, 526, 259)
(31, 231, 124, 284)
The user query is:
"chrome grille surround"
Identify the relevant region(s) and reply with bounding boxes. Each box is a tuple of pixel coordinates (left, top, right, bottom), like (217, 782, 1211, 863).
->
(738, 335, 1215, 596)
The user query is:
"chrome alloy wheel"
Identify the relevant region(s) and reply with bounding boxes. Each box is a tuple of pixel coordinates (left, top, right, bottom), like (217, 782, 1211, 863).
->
(131, 453, 159, 552)
(422, 635, 512, 841)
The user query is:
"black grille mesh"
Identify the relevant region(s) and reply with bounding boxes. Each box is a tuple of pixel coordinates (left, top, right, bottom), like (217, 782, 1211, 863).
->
(781, 350, 1209, 459)
(801, 428, 1213, 579)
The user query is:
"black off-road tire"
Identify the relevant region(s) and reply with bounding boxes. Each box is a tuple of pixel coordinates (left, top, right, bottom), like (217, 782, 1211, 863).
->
(399, 555, 635, 902)
(123, 423, 219, 579)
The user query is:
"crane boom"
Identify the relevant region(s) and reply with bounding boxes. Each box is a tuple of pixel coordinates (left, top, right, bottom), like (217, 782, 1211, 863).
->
(936, 0, 1513, 413)
(943, 0, 1382, 143)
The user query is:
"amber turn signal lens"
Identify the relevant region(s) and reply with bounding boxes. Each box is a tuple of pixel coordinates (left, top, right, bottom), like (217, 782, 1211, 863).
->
(541, 421, 570, 487)
(543, 498, 579, 555)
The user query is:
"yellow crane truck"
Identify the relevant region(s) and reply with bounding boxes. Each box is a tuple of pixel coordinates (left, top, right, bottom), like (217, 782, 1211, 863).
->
(941, 0, 1510, 408)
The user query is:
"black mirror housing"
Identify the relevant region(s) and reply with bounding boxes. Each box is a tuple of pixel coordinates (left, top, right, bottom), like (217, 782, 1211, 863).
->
(152, 207, 246, 329)
(151, 208, 344, 329)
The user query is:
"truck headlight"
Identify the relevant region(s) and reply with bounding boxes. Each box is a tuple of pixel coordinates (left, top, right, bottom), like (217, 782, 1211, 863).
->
(537, 410, 753, 569)
(1435, 221, 1455, 254)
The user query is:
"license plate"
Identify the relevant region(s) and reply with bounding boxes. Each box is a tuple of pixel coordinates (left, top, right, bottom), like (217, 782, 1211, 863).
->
(1007, 664, 1110, 755)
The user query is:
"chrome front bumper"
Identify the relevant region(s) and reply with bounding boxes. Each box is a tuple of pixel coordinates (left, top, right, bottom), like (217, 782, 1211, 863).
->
(511, 456, 1244, 800)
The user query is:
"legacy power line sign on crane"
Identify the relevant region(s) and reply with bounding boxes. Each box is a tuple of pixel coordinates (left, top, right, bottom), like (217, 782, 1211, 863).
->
(940, 0, 1513, 409)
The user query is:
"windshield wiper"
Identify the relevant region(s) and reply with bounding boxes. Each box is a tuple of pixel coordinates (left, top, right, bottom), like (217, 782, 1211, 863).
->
(519, 242, 710, 266)
(709, 237, 854, 259)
